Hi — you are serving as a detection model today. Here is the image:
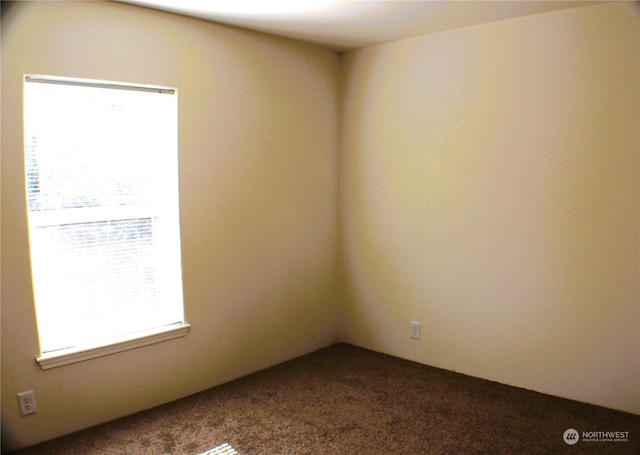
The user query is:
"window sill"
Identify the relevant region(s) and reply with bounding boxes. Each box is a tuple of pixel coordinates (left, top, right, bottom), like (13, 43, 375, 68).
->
(36, 323, 191, 370)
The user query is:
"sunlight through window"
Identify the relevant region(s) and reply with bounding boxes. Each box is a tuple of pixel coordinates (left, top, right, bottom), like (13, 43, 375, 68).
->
(199, 442, 239, 455)
(24, 76, 185, 356)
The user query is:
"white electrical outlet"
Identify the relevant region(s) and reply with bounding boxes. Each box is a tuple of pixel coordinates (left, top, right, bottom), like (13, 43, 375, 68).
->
(410, 321, 421, 340)
(18, 390, 37, 416)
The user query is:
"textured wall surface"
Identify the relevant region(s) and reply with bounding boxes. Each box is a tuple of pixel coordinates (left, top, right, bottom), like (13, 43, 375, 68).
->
(1, 2, 339, 450)
(340, 2, 639, 415)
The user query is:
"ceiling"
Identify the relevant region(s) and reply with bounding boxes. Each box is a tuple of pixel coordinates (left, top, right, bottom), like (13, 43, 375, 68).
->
(120, 1, 607, 51)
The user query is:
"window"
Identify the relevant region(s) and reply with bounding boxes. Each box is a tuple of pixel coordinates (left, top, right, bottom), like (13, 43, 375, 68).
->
(24, 76, 189, 369)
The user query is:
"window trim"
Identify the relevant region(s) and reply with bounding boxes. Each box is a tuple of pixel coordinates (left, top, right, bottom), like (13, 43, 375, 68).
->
(24, 75, 175, 94)
(24, 74, 187, 368)
(36, 322, 191, 369)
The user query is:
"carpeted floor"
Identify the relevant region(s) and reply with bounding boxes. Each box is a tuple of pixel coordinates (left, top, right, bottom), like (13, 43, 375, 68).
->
(8, 343, 640, 454)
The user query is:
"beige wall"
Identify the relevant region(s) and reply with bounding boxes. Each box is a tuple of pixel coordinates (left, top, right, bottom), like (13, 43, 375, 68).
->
(2, 1, 639, 451)
(340, 2, 639, 415)
(1, 1, 339, 450)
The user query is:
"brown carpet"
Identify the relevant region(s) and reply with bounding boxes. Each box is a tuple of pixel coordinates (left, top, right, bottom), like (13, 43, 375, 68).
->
(8, 343, 640, 454)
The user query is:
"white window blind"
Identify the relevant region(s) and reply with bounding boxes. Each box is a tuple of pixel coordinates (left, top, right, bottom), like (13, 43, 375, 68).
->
(24, 76, 186, 356)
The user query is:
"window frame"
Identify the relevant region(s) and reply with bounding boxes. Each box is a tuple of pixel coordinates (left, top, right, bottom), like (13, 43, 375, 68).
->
(24, 75, 190, 369)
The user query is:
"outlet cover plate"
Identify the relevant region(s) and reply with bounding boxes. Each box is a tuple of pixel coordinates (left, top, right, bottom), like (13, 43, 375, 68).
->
(18, 390, 37, 416)
(410, 321, 421, 340)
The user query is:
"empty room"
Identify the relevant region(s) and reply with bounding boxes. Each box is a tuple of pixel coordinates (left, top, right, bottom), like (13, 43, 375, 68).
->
(1, 1, 638, 453)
